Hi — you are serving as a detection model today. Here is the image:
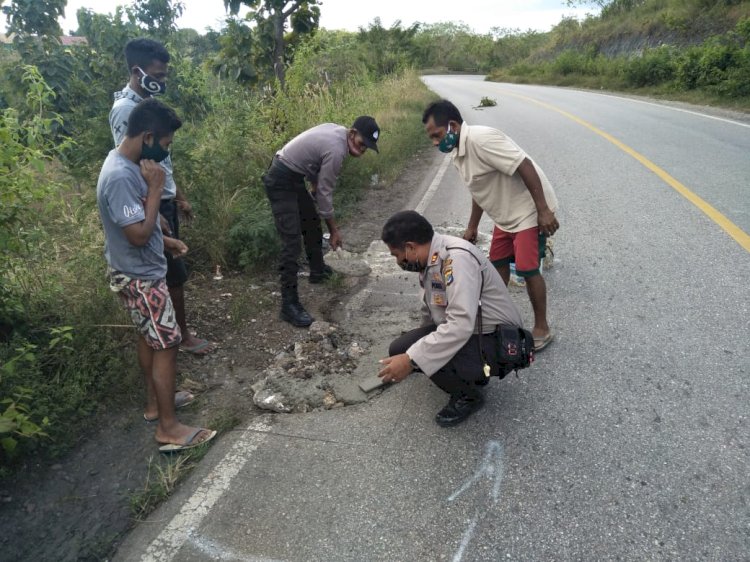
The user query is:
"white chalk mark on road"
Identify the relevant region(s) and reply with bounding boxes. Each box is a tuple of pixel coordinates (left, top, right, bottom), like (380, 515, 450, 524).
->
(452, 514, 479, 562)
(449, 441, 505, 562)
(448, 441, 505, 503)
(141, 418, 273, 562)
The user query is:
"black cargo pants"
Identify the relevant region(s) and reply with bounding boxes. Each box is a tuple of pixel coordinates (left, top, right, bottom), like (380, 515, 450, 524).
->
(262, 157, 325, 293)
(389, 325, 506, 398)
(159, 198, 189, 288)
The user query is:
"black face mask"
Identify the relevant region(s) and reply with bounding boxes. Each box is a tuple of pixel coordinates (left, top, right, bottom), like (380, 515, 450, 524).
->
(398, 248, 424, 273)
(141, 135, 170, 162)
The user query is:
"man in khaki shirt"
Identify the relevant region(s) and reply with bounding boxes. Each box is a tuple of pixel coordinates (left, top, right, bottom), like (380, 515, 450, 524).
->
(422, 99, 559, 352)
(378, 211, 524, 427)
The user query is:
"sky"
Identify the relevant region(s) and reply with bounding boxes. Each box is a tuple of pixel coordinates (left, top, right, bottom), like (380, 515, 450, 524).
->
(58, 0, 598, 36)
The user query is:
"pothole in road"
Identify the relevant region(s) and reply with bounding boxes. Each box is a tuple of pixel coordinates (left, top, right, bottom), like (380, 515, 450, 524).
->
(251, 226, 557, 415)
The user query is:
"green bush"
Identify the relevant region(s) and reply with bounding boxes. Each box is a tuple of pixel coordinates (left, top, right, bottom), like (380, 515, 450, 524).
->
(0, 66, 66, 328)
(673, 18, 750, 94)
(698, 41, 739, 81)
(178, 64, 433, 270)
(1, 355, 50, 464)
(0, 65, 136, 472)
(552, 50, 590, 75)
(625, 45, 677, 86)
(717, 49, 750, 95)
(507, 62, 537, 77)
(675, 47, 704, 88)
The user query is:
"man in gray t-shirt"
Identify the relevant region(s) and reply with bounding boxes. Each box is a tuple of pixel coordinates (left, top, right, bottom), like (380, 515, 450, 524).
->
(97, 149, 167, 279)
(262, 116, 380, 327)
(97, 98, 216, 452)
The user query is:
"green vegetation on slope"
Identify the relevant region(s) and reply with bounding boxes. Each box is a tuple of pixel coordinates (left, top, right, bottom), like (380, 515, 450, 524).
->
(488, 0, 750, 109)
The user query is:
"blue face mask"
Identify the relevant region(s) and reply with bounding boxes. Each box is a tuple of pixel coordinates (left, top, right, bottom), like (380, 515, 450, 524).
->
(438, 125, 458, 153)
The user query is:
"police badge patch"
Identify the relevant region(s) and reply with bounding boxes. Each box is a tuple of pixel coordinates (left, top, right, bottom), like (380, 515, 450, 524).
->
(444, 266, 454, 286)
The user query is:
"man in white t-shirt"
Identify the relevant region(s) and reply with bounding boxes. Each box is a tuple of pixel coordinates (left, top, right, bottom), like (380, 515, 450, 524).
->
(422, 99, 559, 351)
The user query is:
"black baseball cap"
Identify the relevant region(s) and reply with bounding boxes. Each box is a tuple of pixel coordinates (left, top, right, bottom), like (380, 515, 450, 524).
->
(352, 115, 380, 153)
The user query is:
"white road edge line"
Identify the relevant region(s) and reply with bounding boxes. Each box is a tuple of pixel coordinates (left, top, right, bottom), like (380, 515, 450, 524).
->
(416, 154, 452, 214)
(594, 91, 750, 129)
(141, 417, 273, 562)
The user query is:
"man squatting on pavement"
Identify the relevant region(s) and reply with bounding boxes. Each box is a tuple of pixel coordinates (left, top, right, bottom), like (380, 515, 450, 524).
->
(378, 211, 524, 427)
(262, 116, 381, 327)
(96, 98, 215, 452)
(422, 99, 560, 352)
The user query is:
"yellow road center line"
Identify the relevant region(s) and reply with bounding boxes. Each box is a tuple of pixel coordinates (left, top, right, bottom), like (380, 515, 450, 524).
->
(501, 90, 750, 254)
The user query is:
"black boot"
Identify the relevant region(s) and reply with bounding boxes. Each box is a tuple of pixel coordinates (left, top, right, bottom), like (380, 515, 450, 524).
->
(309, 264, 334, 284)
(280, 289, 314, 327)
(435, 392, 485, 427)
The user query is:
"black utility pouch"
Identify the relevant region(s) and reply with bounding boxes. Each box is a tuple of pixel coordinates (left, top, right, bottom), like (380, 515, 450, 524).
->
(495, 325, 534, 373)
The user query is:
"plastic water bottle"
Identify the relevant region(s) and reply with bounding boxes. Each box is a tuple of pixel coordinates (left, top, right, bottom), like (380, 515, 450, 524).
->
(509, 262, 525, 287)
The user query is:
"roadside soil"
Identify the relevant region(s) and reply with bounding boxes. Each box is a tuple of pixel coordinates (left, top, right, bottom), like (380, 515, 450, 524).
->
(0, 146, 441, 562)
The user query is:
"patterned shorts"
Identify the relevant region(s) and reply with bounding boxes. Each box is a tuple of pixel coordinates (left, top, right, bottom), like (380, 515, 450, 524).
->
(111, 274, 182, 350)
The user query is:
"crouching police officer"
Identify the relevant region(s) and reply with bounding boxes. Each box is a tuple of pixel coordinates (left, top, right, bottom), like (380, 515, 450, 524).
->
(378, 211, 524, 427)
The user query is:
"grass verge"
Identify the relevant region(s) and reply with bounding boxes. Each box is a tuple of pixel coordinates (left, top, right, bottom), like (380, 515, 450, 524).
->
(129, 413, 239, 520)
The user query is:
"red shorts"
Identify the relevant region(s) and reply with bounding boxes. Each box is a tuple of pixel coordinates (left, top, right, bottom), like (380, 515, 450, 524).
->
(489, 226, 546, 277)
(116, 277, 182, 350)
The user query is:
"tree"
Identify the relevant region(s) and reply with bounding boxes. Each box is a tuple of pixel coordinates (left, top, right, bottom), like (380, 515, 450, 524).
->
(223, 0, 321, 88)
(130, 0, 184, 40)
(564, 0, 609, 6)
(212, 17, 258, 83)
(358, 18, 419, 76)
(488, 28, 547, 69)
(564, 0, 646, 11)
(1, 0, 66, 37)
(413, 22, 496, 72)
(284, 29, 367, 90)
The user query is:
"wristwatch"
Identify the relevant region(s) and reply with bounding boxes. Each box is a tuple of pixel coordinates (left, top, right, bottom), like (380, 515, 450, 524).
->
(409, 357, 421, 372)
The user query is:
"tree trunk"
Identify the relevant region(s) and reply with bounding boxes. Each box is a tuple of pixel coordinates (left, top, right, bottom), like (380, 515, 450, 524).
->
(272, 9, 286, 89)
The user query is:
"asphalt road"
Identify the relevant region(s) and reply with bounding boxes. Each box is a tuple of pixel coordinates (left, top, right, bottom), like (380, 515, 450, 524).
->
(114, 78, 750, 562)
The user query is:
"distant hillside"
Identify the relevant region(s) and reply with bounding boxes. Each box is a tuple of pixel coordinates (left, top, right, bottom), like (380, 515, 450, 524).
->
(537, 0, 750, 58)
(488, 0, 750, 109)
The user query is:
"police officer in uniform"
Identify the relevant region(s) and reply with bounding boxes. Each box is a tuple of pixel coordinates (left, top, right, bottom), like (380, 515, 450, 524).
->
(378, 211, 524, 427)
(263, 116, 380, 327)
